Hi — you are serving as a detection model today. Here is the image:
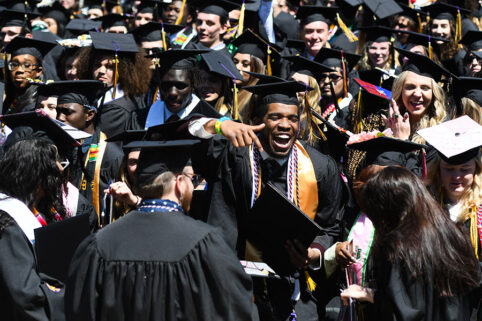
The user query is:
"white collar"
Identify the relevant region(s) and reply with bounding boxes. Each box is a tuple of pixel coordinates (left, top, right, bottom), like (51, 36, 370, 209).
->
(0, 193, 41, 244)
(211, 42, 226, 50)
(102, 85, 125, 104)
(145, 94, 200, 129)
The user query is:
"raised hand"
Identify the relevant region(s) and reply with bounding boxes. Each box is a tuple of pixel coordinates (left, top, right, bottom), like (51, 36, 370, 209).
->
(382, 99, 411, 140)
(204, 119, 266, 150)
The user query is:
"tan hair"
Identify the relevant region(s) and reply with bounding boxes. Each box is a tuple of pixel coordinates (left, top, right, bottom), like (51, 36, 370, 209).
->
(356, 41, 395, 72)
(461, 97, 482, 125)
(426, 155, 482, 223)
(391, 71, 447, 144)
(137, 171, 175, 199)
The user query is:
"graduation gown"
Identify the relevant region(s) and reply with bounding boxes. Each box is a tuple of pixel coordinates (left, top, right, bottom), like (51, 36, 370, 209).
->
(65, 210, 257, 321)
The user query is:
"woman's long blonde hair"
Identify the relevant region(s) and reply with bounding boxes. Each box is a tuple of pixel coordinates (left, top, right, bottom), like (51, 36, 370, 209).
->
(391, 71, 447, 144)
(356, 41, 395, 72)
(426, 155, 482, 223)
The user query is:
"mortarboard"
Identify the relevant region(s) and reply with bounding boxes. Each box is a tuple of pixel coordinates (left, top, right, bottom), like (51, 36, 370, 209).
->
(335, 0, 362, 7)
(200, 49, 244, 80)
(358, 68, 396, 90)
(397, 3, 425, 32)
(394, 46, 452, 83)
(423, 2, 471, 21)
(5, 36, 56, 62)
(285, 39, 306, 54)
(105, 129, 147, 152)
(0, 0, 40, 27)
(357, 25, 394, 43)
(314, 47, 361, 71)
(362, 0, 403, 20)
(396, 29, 448, 55)
(296, 5, 338, 26)
(283, 55, 334, 81)
(125, 139, 201, 189)
(192, 0, 240, 20)
(146, 48, 209, 75)
(132, 21, 184, 43)
(94, 13, 129, 30)
(33, 80, 76, 98)
(472, 50, 482, 60)
(137, 0, 159, 14)
(453, 76, 482, 107)
(37, 2, 68, 26)
(245, 71, 285, 85)
(417, 115, 481, 165)
(347, 134, 426, 167)
(56, 80, 107, 112)
(460, 30, 482, 51)
(65, 19, 101, 34)
(244, 80, 312, 106)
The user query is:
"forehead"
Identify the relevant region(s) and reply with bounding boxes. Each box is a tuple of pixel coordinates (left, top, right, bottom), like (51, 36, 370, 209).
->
(142, 40, 163, 49)
(93, 53, 113, 63)
(303, 20, 329, 31)
(233, 52, 251, 61)
(440, 158, 476, 168)
(38, 95, 58, 103)
(57, 102, 84, 110)
(11, 54, 37, 62)
(197, 12, 222, 24)
(266, 102, 299, 114)
(405, 71, 433, 86)
(162, 68, 191, 83)
(1, 25, 22, 33)
(432, 19, 451, 25)
(369, 41, 390, 48)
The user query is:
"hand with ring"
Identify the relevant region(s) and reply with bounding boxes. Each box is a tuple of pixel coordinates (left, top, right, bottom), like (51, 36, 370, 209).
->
(382, 99, 411, 140)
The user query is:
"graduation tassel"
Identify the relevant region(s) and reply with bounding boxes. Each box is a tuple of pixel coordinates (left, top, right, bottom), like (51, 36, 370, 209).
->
(102, 0, 108, 15)
(336, 13, 358, 42)
(354, 87, 362, 133)
(329, 81, 341, 114)
(428, 35, 433, 60)
(455, 7, 462, 46)
(304, 270, 317, 292)
(161, 22, 167, 51)
(341, 51, 348, 98)
(232, 81, 239, 120)
(112, 42, 120, 99)
(175, 0, 187, 25)
(266, 44, 272, 76)
(417, 12, 423, 33)
(113, 0, 123, 15)
(237, 0, 246, 37)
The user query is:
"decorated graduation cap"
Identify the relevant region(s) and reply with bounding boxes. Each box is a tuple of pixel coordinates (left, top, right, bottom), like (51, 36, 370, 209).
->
(460, 30, 482, 51)
(125, 139, 201, 189)
(396, 29, 447, 58)
(0, 110, 82, 155)
(357, 25, 394, 43)
(90, 31, 138, 98)
(394, 46, 452, 83)
(132, 21, 184, 50)
(283, 55, 334, 81)
(418, 115, 481, 165)
(423, 2, 471, 45)
(5, 36, 56, 62)
(453, 76, 482, 107)
(65, 19, 101, 35)
(94, 13, 128, 31)
(56, 80, 107, 113)
(146, 48, 209, 75)
(193, 0, 240, 20)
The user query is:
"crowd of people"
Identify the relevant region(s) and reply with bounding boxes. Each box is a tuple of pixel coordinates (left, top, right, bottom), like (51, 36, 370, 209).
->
(0, 0, 481, 320)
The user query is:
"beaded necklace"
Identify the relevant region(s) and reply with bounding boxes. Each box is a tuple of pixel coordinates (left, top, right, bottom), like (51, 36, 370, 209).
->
(138, 199, 183, 213)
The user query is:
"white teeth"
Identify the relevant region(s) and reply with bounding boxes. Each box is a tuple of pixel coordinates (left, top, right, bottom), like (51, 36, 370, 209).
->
(276, 134, 290, 139)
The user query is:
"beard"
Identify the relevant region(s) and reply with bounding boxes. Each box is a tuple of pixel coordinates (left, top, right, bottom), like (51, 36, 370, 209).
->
(181, 190, 193, 212)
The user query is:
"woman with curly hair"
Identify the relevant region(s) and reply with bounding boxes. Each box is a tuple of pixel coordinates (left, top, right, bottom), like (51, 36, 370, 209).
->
(74, 33, 152, 137)
(0, 139, 66, 321)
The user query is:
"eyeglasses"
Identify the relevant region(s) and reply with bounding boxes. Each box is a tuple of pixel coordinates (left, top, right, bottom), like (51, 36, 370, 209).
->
(8, 61, 39, 72)
(319, 73, 342, 82)
(183, 173, 203, 188)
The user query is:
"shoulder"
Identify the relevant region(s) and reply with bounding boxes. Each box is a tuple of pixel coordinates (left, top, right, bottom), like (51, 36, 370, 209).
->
(0, 210, 15, 235)
(301, 142, 338, 170)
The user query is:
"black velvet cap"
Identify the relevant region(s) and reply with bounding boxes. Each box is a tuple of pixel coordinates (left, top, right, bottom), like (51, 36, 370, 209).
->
(243, 80, 312, 106)
(105, 129, 147, 152)
(5, 36, 56, 61)
(65, 19, 101, 33)
(394, 46, 452, 82)
(358, 25, 394, 43)
(0, 1, 40, 27)
(417, 116, 481, 165)
(423, 2, 470, 21)
(200, 49, 244, 80)
(296, 5, 338, 26)
(193, 0, 240, 19)
(396, 29, 448, 50)
(397, 3, 426, 23)
(460, 30, 482, 51)
(146, 49, 209, 75)
(90, 31, 139, 53)
(362, 0, 402, 20)
(283, 55, 334, 81)
(314, 47, 361, 71)
(347, 135, 426, 166)
(126, 139, 201, 188)
(94, 13, 129, 30)
(34, 80, 78, 98)
(56, 80, 107, 109)
(453, 76, 482, 107)
(230, 29, 279, 62)
(132, 21, 184, 42)
(245, 71, 285, 84)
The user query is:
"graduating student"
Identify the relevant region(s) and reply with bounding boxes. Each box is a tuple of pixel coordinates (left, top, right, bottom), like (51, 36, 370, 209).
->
(0, 1, 37, 47)
(55, 80, 123, 219)
(65, 139, 257, 321)
(161, 0, 197, 49)
(134, 49, 221, 129)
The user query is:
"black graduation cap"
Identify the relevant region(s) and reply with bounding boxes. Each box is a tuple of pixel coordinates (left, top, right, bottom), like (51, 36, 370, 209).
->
(0, 0, 40, 27)
(362, 0, 403, 20)
(125, 139, 202, 189)
(346, 135, 426, 166)
(200, 49, 244, 81)
(357, 25, 394, 43)
(336, 0, 362, 7)
(394, 46, 452, 83)
(396, 29, 448, 50)
(5, 36, 56, 62)
(460, 30, 482, 51)
(285, 39, 306, 54)
(90, 31, 139, 53)
(0, 110, 81, 154)
(192, 0, 240, 19)
(472, 50, 482, 60)
(353, 77, 392, 115)
(137, 0, 160, 14)
(94, 13, 129, 30)
(56, 80, 107, 111)
(314, 47, 361, 71)
(417, 116, 481, 165)
(245, 71, 285, 84)
(146, 48, 209, 75)
(38, 2, 68, 26)
(33, 80, 75, 98)
(283, 55, 334, 81)
(397, 3, 426, 25)
(132, 21, 184, 42)
(65, 19, 101, 34)
(105, 129, 147, 151)
(453, 76, 482, 107)
(358, 68, 396, 90)
(230, 29, 279, 62)
(243, 80, 312, 106)
(296, 5, 338, 26)
(423, 2, 471, 21)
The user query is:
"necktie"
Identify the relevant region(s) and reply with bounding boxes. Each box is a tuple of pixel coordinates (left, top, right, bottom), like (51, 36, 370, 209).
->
(166, 114, 180, 123)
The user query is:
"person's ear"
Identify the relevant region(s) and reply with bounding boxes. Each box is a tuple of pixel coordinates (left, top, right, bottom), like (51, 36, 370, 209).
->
(174, 174, 186, 197)
(85, 109, 96, 122)
(219, 22, 228, 35)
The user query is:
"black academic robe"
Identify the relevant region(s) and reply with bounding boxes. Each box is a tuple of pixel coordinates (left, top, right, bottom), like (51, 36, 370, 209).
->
(97, 95, 147, 138)
(0, 210, 65, 321)
(65, 210, 257, 321)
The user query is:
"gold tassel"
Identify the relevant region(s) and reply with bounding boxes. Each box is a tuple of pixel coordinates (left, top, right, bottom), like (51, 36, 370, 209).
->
(102, 0, 108, 15)
(113, 51, 119, 99)
(266, 45, 272, 76)
(161, 23, 167, 51)
(113, 0, 123, 15)
(305, 270, 317, 292)
(237, 0, 246, 37)
(470, 206, 478, 260)
(336, 13, 358, 42)
(355, 87, 362, 133)
(341, 51, 348, 98)
(428, 39, 433, 60)
(455, 8, 462, 46)
(232, 81, 239, 120)
(417, 12, 422, 33)
(175, 0, 187, 25)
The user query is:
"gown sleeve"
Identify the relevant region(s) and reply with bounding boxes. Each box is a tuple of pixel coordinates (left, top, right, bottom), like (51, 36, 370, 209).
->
(0, 218, 59, 321)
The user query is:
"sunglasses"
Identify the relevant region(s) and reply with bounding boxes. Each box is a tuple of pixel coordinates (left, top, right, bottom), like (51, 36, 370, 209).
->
(183, 173, 203, 188)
